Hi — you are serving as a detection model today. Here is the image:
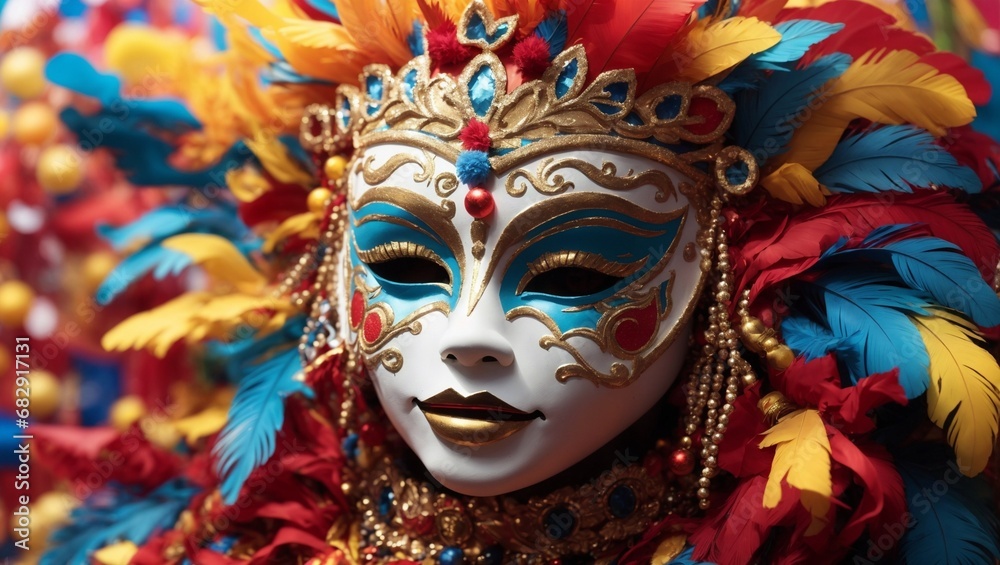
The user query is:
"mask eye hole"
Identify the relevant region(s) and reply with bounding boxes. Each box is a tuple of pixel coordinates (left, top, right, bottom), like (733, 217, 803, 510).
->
(517, 251, 645, 297)
(522, 267, 623, 297)
(357, 242, 450, 285)
(367, 258, 450, 285)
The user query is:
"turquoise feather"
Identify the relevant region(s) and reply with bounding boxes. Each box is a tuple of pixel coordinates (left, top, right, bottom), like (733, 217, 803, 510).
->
(214, 345, 314, 504)
(814, 125, 982, 194)
(790, 271, 931, 398)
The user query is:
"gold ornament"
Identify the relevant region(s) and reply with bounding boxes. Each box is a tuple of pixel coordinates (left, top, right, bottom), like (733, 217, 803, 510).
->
(307, 187, 333, 215)
(37, 144, 84, 194)
(0, 110, 9, 139)
(0, 280, 35, 327)
(0, 47, 47, 100)
(11, 102, 57, 146)
(323, 156, 348, 180)
(110, 395, 146, 431)
(29, 369, 61, 420)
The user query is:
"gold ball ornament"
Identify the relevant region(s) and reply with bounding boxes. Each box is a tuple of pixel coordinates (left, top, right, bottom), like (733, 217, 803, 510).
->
(307, 187, 332, 215)
(29, 369, 61, 420)
(37, 144, 84, 194)
(109, 395, 146, 431)
(324, 156, 348, 180)
(11, 102, 57, 145)
(0, 280, 34, 327)
(82, 251, 117, 293)
(0, 110, 9, 139)
(0, 47, 47, 100)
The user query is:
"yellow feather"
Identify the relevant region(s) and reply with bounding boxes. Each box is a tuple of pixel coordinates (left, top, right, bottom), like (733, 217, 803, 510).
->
(953, 0, 989, 50)
(102, 292, 210, 356)
(161, 234, 266, 291)
(677, 17, 782, 83)
(226, 168, 272, 203)
(780, 49, 976, 170)
(758, 408, 832, 536)
(760, 162, 828, 206)
(263, 212, 321, 252)
(172, 406, 229, 444)
(93, 541, 138, 565)
(912, 309, 1000, 476)
(245, 133, 314, 188)
(272, 20, 369, 84)
(334, 0, 419, 66)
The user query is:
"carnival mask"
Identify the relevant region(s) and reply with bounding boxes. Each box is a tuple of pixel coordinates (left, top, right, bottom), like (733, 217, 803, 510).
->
(324, 3, 754, 496)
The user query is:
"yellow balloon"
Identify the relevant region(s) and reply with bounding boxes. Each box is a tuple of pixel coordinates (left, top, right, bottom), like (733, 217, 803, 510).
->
(37, 144, 84, 194)
(82, 251, 118, 294)
(0, 280, 34, 327)
(29, 369, 61, 420)
(109, 395, 146, 432)
(11, 102, 57, 146)
(0, 47, 47, 100)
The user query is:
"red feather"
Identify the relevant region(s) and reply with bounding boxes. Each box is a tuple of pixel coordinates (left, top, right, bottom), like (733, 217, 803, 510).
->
(946, 126, 1000, 191)
(923, 52, 992, 105)
(692, 478, 814, 565)
(565, 0, 705, 84)
(732, 192, 1000, 304)
(828, 434, 907, 550)
(717, 382, 772, 477)
(771, 356, 908, 434)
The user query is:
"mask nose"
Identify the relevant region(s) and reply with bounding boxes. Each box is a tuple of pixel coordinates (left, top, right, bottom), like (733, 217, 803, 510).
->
(438, 295, 515, 368)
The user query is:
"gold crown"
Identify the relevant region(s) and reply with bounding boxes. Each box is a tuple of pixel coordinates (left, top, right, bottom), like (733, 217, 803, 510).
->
(300, 1, 758, 193)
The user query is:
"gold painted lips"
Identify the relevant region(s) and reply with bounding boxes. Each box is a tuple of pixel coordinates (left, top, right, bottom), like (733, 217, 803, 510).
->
(415, 388, 544, 447)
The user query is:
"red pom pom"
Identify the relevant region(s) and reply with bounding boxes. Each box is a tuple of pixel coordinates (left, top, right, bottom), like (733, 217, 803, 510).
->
(459, 119, 492, 152)
(464, 187, 495, 219)
(425, 21, 475, 68)
(513, 35, 552, 78)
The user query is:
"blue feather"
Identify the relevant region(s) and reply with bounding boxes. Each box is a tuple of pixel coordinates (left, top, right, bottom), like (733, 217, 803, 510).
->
(814, 126, 983, 194)
(791, 271, 930, 397)
(96, 245, 192, 305)
(732, 54, 850, 164)
(214, 346, 314, 504)
(896, 448, 1000, 564)
(745, 20, 844, 71)
(534, 10, 567, 59)
(822, 234, 1000, 327)
(40, 479, 198, 565)
(408, 20, 425, 56)
(208, 316, 307, 382)
(98, 204, 248, 251)
(781, 315, 845, 360)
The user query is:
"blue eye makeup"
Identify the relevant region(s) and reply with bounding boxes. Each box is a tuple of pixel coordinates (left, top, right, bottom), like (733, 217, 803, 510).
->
(499, 206, 685, 334)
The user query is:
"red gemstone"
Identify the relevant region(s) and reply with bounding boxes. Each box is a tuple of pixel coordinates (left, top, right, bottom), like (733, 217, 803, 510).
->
(363, 311, 383, 344)
(685, 96, 725, 136)
(464, 187, 495, 219)
(669, 449, 695, 476)
(350, 290, 365, 329)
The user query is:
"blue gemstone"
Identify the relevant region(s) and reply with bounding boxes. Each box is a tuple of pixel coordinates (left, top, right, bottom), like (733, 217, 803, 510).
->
(543, 505, 577, 540)
(608, 485, 637, 518)
(439, 546, 464, 565)
(480, 545, 504, 565)
(378, 487, 394, 517)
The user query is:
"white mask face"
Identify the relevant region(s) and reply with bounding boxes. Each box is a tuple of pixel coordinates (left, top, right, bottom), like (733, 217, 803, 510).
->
(342, 142, 709, 496)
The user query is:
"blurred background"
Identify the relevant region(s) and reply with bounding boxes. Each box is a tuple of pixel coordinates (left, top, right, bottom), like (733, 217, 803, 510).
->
(0, 0, 996, 562)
